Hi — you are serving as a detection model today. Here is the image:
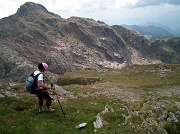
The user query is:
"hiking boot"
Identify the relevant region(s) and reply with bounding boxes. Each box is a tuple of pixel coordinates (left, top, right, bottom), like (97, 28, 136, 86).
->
(46, 107, 55, 112)
(39, 107, 45, 113)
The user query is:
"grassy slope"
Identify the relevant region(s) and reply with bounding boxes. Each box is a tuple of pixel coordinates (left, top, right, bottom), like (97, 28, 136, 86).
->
(59, 64, 180, 88)
(0, 64, 180, 134)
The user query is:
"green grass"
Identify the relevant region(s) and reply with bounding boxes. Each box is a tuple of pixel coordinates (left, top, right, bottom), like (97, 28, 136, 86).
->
(163, 122, 180, 134)
(59, 64, 180, 88)
(1, 64, 180, 133)
(0, 95, 125, 134)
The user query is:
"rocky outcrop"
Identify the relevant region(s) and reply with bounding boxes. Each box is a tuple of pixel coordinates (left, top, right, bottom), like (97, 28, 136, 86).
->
(0, 43, 35, 82)
(93, 105, 114, 130)
(151, 37, 180, 64)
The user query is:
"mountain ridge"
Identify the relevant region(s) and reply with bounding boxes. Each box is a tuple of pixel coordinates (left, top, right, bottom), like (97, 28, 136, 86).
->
(0, 2, 166, 83)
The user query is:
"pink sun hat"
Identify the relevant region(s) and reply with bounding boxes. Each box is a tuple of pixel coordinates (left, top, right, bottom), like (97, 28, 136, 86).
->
(42, 63, 48, 70)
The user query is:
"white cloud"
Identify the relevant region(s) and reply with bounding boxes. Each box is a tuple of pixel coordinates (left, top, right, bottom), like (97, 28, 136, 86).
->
(113, 0, 140, 8)
(0, 0, 40, 18)
(0, 0, 179, 29)
(128, 0, 180, 7)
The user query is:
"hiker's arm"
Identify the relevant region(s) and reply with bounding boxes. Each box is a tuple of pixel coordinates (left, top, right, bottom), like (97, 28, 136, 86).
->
(38, 80, 55, 90)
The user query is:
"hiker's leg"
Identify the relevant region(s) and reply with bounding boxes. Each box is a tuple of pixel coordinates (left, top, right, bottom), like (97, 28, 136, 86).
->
(41, 91, 52, 107)
(38, 96, 44, 107)
(34, 90, 45, 113)
(35, 90, 43, 108)
(41, 90, 54, 112)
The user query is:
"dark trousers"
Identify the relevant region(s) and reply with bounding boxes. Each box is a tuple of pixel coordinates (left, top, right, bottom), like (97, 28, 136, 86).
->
(34, 89, 52, 107)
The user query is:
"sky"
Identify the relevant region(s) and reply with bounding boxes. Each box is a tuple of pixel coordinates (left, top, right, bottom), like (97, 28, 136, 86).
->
(0, 0, 180, 30)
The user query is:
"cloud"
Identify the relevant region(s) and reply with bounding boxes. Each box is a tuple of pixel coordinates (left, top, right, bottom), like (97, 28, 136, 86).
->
(108, 0, 180, 8)
(0, 0, 41, 18)
(44, 0, 116, 12)
(129, 0, 180, 8)
(0, 0, 179, 29)
(1, 0, 179, 18)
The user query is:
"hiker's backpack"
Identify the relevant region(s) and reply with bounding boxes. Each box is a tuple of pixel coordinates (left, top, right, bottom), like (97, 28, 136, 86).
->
(26, 73, 41, 94)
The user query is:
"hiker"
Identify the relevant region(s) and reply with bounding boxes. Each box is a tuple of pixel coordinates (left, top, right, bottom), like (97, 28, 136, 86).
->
(33, 62, 56, 113)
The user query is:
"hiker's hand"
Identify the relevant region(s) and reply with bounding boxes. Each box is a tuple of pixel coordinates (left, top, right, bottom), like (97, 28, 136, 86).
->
(51, 86, 55, 90)
(50, 83, 55, 90)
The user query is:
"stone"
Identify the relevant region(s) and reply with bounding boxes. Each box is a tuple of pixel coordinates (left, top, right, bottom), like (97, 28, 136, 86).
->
(173, 102, 180, 111)
(0, 93, 5, 98)
(93, 113, 103, 129)
(175, 111, 180, 122)
(156, 125, 168, 134)
(167, 112, 178, 122)
(141, 121, 153, 133)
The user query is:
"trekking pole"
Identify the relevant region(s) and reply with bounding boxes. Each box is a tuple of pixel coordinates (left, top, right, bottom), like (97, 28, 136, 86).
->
(51, 83, 66, 119)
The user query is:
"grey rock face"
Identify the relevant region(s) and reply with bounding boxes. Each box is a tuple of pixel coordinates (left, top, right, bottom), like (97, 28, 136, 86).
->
(0, 43, 35, 82)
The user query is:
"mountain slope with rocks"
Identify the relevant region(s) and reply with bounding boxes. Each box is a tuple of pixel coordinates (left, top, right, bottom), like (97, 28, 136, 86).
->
(0, 2, 161, 82)
(151, 37, 180, 63)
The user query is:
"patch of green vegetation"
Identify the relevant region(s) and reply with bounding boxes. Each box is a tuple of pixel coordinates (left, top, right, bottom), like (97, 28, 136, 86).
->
(156, 96, 180, 102)
(163, 122, 180, 134)
(0, 96, 35, 111)
(58, 64, 180, 88)
(57, 70, 101, 86)
(0, 95, 131, 134)
(10, 83, 24, 91)
(64, 85, 102, 94)
(58, 77, 100, 86)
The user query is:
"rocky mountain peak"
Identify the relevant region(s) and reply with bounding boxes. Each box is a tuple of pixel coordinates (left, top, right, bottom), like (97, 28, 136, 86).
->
(16, 2, 49, 17)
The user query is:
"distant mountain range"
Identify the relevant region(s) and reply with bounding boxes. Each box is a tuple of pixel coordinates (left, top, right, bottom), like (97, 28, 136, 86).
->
(139, 22, 180, 37)
(122, 24, 175, 41)
(122, 21, 180, 40)
(140, 21, 174, 33)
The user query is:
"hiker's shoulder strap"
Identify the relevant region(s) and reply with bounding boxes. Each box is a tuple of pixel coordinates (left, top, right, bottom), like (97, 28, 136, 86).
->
(36, 73, 42, 77)
(30, 72, 42, 78)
